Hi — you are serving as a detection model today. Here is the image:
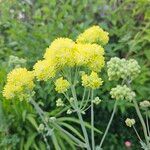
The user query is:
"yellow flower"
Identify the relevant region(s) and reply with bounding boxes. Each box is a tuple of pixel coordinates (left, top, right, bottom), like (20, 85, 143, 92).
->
(44, 38, 75, 68)
(55, 77, 70, 93)
(75, 43, 105, 72)
(81, 71, 103, 89)
(3, 68, 34, 100)
(33, 59, 56, 81)
(76, 26, 109, 45)
(125, 118, 135, 127)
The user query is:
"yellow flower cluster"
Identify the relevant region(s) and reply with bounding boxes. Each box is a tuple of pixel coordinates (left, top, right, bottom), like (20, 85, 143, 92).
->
(3, 26, 108, 100)
(76, 26, 109, 45)
(33, 26, 108, 81)
(44, 38, 76, 68)
(75, 44, 105, 72)
(3, 68, 34, 100)
(33, 59, 56, 81)
(81, 71, 103, 89)
(55, 77, 70, 93)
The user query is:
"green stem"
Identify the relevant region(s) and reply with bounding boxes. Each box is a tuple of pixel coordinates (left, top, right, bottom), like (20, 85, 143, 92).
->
(99, 101, 118, 148)
(80, 87, 87, 109)
(146, 110, 150, 137)
(91, 90, 95, 150)
(30, 99, 51, 150)
(133, 125, 142, 141)
(133, 99, 150, 146)
(81, 89, 91, 110)
(71, 86, 91, 150)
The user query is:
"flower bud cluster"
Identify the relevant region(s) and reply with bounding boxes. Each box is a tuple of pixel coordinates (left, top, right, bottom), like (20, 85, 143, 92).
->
(67, 109, 73, 114)
(140, 100, 150, 109)
(8, 55, 26, 69)
(38, 124, 45, 132)
(125, 118, 135, 127)
(92, 97, 102, 105)
(56, 98, 64, 107)
(110, 85, 136, 101)
(107, 57, 141, 81)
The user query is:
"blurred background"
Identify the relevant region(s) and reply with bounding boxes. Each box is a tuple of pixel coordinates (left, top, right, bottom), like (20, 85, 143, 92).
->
(0, 0, 150, 149)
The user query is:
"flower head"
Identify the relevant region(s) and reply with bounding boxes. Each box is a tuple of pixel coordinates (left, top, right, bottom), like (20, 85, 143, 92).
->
(92, 97, 102, 105)
(125, 118, 135, 127)
(110, 85, 135, 101)
(81, 71, 103, 89)
(55, 77, 70, 93)
(56, 98, 64, 107)
(38, 124, 45, 132)
(67, 109, 73, 114)
(44, 38, 75, 68)
(76, 26, 109, 45)
(33, 59, 56, 81)
(140, 100, 150, 108)
(3, 68, 34, 100)
(75, 43, 105, 72)
(107, 57, 141, 81)
(125, 141, 132, 148)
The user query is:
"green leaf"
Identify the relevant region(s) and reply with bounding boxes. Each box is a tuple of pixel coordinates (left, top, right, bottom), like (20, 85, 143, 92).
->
(52, 133, 61, 150)
(144, 49, 150, 60)
(26, 114, 38, 130)
(58, 122, 84, 141)
(57, 117, 102, 134)
(24, 133, 37, 150)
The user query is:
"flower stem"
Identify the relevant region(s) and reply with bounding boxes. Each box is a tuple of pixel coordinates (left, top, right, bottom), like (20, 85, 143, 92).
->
(133, 125, 142, 141)
(146, 110, 150, 136)
(71, 85, 91, 150)
(80, 87, 87, 109)
(91, 90, 95, 150)
(81, 89, 91, 110)
(30, 99, 51, 150)
(99, 101, 118, 148)
(133, 99, 150, 147)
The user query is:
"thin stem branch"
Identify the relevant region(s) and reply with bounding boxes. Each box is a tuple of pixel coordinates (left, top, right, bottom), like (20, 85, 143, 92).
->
(133, 99, 150, 146)
(99, 101, 118, 148)
(133, 125, 142, 142)
(71, 85, 91, 150)
(30, 99, 51, 150)
(81, 89, 91, 110)
(146, 110, 150, 136)
(80, 87, 87, 109)
(91, 90, 95, 150)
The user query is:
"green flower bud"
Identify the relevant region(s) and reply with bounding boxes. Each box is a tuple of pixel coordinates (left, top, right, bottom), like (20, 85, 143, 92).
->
(67, 109, 72, 114)
(38, 124, 45, 131)
(125, 118, 135, 127)
(107, 57, 141, 81)
(49, 117, 56, 122)
(140, 100, 150, 108)
(92, 97, 102, 105)
(56, 98, 64, 107)
(110, 85, 135, 101)
(69, 97, 74, 103)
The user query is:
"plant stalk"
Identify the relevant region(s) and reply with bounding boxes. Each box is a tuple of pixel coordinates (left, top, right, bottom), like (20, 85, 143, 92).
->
(99, 101, 118, 148)
(133, 99, 150, 147)
(91, 90, 95, 150)
(146, 110, 150, 136)
(71, 86, 91, 150)
(30, 99, 51, 150)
